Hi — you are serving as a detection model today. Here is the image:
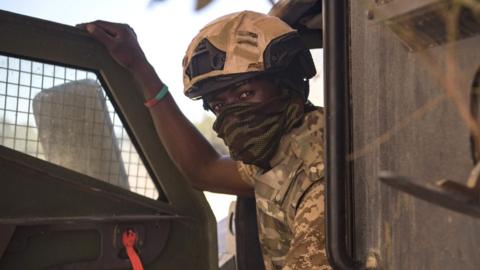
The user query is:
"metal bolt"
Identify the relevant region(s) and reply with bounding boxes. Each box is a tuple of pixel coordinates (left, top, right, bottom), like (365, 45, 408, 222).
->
(365, 252, 379, 269)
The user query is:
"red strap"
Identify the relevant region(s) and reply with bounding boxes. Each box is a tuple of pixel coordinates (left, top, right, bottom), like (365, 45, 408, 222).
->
(144, 97, 160, 108)
(122, 230, 144, 270)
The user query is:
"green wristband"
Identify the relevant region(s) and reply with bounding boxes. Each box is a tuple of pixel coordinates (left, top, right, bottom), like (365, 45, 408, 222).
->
(154, 84, 169, 100)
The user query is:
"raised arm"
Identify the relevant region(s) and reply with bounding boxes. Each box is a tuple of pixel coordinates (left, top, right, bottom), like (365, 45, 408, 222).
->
(78, 21, 253, 196)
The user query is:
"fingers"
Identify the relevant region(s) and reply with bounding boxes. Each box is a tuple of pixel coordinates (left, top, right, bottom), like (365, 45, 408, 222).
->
(81, 23, 115, 51)
(92, 20, 125, 36)
(76, 20, 137, 45)
(76, 20, 143, 69)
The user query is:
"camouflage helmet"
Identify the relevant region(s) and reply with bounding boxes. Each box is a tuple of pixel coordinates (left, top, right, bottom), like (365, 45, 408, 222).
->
(182, 10, 316, 100)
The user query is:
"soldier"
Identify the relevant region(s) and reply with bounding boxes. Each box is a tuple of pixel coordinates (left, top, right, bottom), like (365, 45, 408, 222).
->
(79, 11, 331, 270)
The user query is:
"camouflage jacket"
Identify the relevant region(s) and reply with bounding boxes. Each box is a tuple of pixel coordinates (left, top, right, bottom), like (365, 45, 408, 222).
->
(237, 109, 331, 269)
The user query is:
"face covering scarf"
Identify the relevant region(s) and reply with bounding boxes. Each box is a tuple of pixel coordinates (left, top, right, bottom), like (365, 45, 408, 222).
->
(212, 90, 304, 169)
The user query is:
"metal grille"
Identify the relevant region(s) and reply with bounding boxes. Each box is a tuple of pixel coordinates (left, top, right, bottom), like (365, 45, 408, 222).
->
(0, 54, 159, 200)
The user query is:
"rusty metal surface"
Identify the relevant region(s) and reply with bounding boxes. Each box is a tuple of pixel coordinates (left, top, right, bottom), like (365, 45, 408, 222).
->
(350, 0, 480, 268)
(379, 155, 480, 218)
(369, 0, 438, 21)
(379, 172, 480, 218)
(370, 0, 480, 51)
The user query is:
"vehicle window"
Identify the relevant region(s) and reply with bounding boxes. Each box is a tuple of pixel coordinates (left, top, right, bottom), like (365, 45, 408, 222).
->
(0, 54, 159, 200)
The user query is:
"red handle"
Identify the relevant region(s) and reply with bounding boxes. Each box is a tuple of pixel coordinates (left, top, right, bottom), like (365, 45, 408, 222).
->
(122, 229, 144, 270)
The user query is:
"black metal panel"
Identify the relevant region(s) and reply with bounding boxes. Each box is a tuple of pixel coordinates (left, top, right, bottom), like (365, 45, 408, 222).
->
(234, 196, 265, 270)
(323, 0, 359, 269)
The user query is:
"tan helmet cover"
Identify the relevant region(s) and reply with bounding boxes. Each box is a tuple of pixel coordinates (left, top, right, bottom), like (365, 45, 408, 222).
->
(182, 11, 296, 99)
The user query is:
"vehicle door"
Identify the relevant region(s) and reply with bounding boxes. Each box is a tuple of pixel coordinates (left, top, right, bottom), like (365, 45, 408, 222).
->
(0, 9, 217, 270)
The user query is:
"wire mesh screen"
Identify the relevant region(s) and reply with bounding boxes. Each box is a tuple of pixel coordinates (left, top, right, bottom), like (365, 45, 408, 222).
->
(0, 54, 159, 200)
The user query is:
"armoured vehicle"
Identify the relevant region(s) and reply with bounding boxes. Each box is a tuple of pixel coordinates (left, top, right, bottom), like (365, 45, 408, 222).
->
(1, 0, 479, 269)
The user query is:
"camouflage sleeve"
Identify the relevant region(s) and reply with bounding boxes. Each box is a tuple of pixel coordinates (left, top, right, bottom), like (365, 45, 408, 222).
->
(236, 161, 258, 187)
(283, 181, 332, 270)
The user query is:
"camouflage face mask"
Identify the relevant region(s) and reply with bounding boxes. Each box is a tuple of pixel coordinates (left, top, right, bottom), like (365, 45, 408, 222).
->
(212, 91, 304, 169)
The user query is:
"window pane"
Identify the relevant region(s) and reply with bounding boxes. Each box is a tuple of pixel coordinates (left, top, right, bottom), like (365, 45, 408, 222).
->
(0, 54, 160, 200)
(0, 56, 7, 68)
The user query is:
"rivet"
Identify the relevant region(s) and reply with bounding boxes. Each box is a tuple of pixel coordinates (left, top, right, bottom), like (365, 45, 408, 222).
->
(365, 252, 379, 269)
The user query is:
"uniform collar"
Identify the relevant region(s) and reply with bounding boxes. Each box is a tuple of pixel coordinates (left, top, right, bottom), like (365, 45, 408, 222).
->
(268, 108, 324, 168)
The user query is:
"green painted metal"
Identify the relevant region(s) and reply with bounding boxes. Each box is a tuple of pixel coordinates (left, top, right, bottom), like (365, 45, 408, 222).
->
(0, 9, 217, 270)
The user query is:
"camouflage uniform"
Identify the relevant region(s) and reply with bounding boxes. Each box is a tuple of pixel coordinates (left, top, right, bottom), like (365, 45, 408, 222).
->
(237, 109, 331, 270)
